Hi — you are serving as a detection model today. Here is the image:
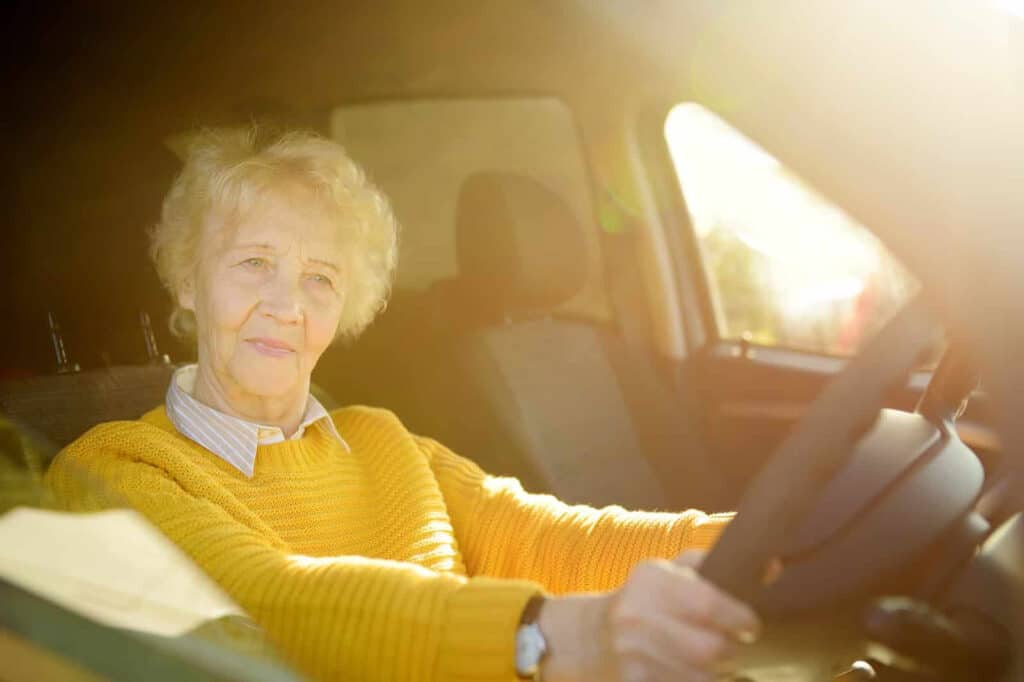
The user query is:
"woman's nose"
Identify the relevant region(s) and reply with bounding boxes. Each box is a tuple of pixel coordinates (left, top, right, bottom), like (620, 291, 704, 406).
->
(260, 275, 303, 324)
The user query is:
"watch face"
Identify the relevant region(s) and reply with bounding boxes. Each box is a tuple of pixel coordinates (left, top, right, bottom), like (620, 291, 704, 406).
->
(515, 622, 547, 677)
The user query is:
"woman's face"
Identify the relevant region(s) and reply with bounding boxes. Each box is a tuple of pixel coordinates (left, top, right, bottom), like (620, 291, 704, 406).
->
(181, 183, 346, 402)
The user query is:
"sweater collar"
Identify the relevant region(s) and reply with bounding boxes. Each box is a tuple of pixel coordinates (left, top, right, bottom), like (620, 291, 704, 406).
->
(164, 363, 348, 477)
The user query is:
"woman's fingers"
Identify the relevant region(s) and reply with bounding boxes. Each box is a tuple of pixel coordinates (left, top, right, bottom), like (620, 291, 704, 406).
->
(615, 633, 717, 682)
(661, 559, 762, 641)
(611, 609, 730, 681)
(598, 559, 761, 679)
(542, 559, 761, 681)
(630, 610, 736, 666)
(673, 549, 706, 570)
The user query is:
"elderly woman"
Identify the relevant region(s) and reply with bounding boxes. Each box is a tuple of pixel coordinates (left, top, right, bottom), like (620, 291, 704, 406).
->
(46, 129, 758, 682)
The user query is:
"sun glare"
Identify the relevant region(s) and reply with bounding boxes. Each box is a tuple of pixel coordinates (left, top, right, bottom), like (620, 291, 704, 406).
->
(995, 0, 1024, 20)
(664, 103, 916, 355)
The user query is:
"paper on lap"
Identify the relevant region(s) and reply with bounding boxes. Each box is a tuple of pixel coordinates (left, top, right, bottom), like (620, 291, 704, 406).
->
(0, 507, 246, 637)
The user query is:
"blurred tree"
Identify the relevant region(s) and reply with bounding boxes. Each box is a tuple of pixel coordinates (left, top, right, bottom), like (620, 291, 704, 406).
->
(700, 225, 781, 345)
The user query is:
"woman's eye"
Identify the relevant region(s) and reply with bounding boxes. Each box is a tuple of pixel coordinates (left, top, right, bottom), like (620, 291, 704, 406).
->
(240, 257, 267, 269)
(309, 273, 335, 288)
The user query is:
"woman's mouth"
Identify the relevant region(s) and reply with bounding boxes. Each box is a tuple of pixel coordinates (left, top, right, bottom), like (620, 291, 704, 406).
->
(246, 338, 296, 358)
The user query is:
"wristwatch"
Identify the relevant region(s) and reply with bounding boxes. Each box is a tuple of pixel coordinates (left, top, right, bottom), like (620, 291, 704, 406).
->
(515, 596, 548, 680)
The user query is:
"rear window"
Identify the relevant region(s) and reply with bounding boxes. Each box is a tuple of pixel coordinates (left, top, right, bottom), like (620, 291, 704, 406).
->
(330, 97, 610, 321)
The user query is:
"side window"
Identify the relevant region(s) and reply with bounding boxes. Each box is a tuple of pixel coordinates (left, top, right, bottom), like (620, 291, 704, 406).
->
(664, 103, 918, 356)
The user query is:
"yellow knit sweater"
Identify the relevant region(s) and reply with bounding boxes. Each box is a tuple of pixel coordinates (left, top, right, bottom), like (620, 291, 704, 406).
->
(45, 404, 730, 681)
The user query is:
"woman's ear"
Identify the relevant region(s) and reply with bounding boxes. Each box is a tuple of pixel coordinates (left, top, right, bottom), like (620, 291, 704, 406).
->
(178, 276, 197, 312)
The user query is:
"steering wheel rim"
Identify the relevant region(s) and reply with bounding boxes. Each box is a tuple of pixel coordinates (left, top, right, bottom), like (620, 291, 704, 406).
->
(699, 294, 943, 604)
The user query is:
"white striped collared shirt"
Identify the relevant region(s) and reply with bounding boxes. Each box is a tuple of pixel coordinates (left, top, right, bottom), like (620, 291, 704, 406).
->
(164, 363, 349, 478)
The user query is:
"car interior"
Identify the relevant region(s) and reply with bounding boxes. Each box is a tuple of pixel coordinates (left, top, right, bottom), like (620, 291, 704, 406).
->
(1, 1, 1022, 680)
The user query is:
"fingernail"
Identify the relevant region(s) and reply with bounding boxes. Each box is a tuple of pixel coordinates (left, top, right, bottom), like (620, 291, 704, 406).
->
(735, 627, 760, 644)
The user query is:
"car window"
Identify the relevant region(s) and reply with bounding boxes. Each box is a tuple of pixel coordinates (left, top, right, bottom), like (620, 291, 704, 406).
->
(664, 103, 918, 356)
(330, 97, 610, 322)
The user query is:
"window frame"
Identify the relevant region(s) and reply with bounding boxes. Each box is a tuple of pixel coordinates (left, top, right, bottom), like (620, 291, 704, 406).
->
(632, 101, 721, 359)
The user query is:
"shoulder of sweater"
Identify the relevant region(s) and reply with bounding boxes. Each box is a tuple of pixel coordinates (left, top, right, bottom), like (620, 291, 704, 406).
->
(75, 416, 172, 446)
(55, 408, 181, 465)
(328, 404, 407, 432)
(328, 408, 480, 475)
(328, 405, 443, 459)
(140, 404, 175, 431)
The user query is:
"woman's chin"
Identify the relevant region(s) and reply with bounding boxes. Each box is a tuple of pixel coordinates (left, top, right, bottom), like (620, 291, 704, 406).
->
(231, 363, 303, 400)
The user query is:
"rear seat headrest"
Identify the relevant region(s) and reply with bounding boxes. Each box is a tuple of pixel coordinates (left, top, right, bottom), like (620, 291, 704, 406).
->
(455, 172, 588, 313)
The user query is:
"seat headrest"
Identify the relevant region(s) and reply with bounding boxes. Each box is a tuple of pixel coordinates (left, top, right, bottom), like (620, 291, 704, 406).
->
(455, 172, 588, 313)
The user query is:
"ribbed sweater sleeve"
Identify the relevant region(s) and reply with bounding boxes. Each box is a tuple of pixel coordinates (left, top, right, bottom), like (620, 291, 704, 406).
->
(45, 422, 540, 682)
(419, 436, 732, 595)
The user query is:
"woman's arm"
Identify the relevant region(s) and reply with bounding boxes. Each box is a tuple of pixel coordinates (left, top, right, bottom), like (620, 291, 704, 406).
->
(46, 435, 540, 682)
(418, 436, 732, 594)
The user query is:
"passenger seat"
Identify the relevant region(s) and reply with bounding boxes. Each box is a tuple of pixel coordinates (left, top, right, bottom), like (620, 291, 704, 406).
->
(0, 364, 339, 470)
(0, 364, 177, 461)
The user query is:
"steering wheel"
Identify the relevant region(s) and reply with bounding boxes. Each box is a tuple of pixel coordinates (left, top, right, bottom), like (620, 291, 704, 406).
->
(698, 295, 1018, 680)
(701, 296, 939, 597)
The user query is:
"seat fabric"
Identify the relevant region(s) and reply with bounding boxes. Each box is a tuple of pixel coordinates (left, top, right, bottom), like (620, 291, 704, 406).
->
(0, 365, 176, 460)
(0, 364, 339, 470)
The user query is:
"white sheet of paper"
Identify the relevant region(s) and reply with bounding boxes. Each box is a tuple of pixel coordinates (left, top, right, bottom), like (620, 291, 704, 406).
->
(0, 506, 246, 637)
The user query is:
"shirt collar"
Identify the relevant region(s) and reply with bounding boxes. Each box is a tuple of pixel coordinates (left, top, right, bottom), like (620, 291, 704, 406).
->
(164, 363, 349, 478)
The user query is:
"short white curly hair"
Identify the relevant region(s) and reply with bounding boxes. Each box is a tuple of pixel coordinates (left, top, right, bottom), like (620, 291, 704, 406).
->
(149, 127, 399, 343)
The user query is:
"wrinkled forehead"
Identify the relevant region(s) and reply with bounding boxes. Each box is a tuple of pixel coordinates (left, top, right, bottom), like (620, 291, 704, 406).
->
(199, 178, 349, 259)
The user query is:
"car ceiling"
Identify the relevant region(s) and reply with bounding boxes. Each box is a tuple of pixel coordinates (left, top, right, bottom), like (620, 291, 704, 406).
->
(3, 1, 1021, 400)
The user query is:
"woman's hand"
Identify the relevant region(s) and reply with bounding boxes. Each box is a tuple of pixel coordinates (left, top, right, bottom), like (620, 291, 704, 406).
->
(536, 550, 760, 682)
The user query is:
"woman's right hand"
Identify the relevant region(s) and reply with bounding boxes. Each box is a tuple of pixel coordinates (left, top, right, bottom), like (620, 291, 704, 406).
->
(536, 550, 761, 682)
